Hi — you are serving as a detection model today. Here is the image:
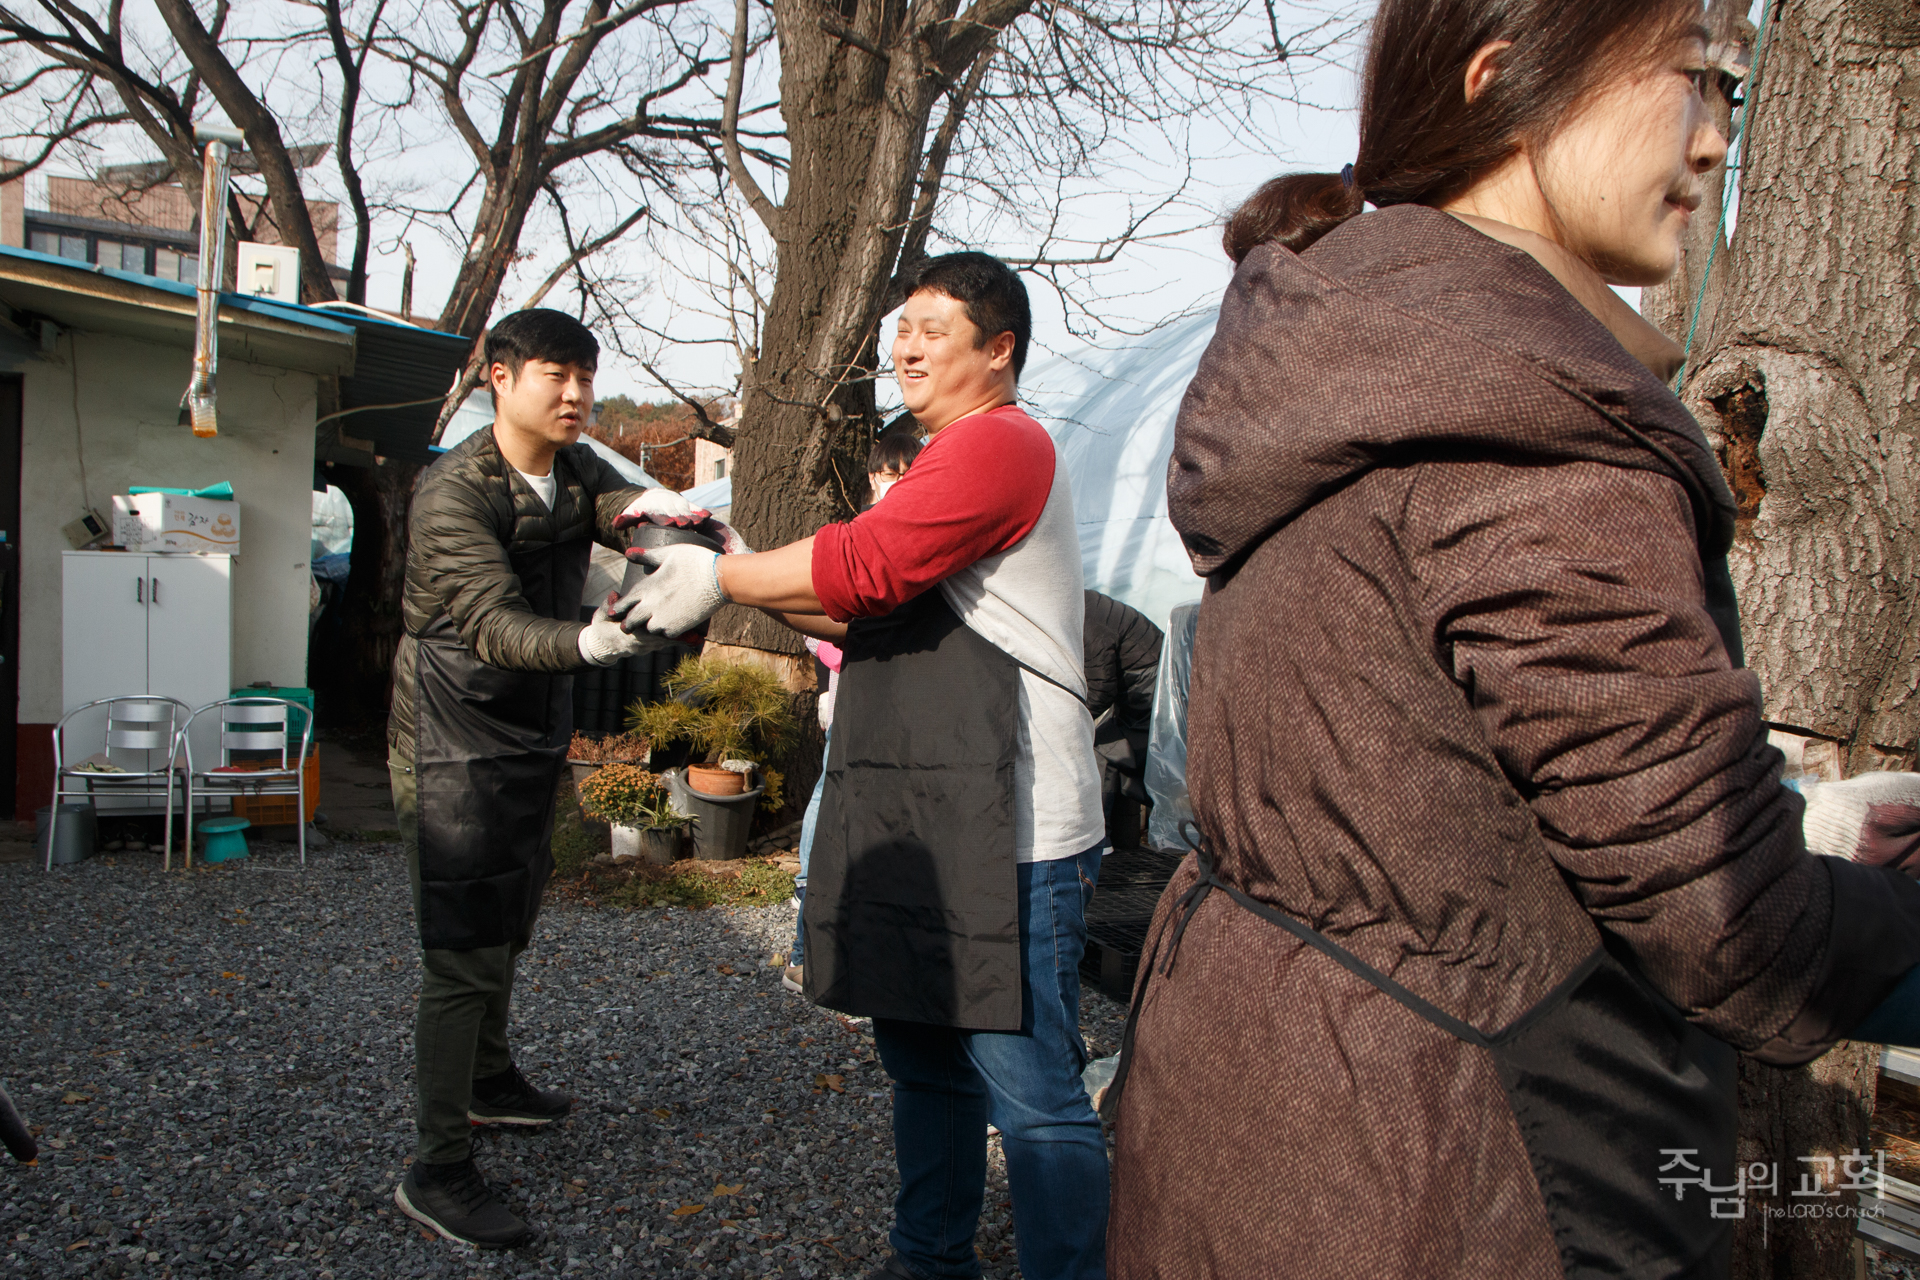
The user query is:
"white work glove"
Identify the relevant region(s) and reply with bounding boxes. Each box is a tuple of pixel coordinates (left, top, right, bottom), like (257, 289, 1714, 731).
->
(613, 544, 728, 638)
(707, 518, 753, 556)
(578, 597, 652, 666)
(614, 487, 703, 530)
(1799, 771, 1920, 877)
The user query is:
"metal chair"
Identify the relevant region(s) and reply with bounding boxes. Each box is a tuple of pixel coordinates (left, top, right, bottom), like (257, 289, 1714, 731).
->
(49, 697, 191, 871)
(181, 697, 314, 868)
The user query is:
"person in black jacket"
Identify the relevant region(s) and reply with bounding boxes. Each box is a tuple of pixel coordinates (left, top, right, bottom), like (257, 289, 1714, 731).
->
(388, 310, 697, 1249)
(1082, 591, 1163, 849)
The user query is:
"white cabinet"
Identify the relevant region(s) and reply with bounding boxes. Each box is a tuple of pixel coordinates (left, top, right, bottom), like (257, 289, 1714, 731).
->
(62, 551, 232, 780)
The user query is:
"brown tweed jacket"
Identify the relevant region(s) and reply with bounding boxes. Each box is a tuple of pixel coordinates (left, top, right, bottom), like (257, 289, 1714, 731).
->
(1106, 205, 1920, 1277)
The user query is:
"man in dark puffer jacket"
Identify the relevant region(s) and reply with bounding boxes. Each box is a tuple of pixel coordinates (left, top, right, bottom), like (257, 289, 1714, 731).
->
(1082, 591, 1162, 848)
(388, 310, 696, 1249)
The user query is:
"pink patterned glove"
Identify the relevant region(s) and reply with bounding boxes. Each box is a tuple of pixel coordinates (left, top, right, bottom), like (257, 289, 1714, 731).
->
(613, 488, 706, 530)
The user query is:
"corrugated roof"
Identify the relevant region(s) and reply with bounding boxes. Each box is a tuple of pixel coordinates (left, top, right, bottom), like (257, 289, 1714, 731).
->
(0, 243, 472, 460)
(0, 242, 355, 374)
(318, 310, 472, 464)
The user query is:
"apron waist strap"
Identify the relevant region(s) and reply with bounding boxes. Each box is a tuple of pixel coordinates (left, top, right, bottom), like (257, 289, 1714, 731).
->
(1099, 823, 1603, 1122)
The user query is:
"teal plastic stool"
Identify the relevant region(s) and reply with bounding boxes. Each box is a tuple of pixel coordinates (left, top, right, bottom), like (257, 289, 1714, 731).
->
(198, 817, 252, 864)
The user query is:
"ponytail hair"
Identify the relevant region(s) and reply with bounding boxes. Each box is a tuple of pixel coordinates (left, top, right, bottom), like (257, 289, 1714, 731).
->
(1224, 0, 1705, 263)
(1223, 173, 1364, 263)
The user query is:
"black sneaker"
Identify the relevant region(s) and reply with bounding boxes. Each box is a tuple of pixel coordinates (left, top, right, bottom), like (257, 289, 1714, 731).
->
(394, 1157, 536, 1249)
(468, 1063, 572, 1127)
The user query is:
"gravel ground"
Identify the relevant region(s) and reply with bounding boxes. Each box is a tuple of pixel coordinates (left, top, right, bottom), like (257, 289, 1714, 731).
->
(2, 840, 1128, 1280)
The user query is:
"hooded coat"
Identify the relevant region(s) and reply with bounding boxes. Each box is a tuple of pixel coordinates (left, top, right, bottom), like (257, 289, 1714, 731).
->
(1106, 206, 1920, 1277)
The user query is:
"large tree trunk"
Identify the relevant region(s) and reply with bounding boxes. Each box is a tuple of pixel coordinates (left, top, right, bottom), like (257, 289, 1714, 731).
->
(1646, 2, 1920, 1273)
(711, 0, 1022, 656)
(1683, 0, 1920, 775)
(711, 7, 926, 654)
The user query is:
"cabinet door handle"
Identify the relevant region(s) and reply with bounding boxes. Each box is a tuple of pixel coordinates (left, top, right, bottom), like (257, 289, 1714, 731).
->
(150, 577, 159, 605)
(136, 577, 143, 604)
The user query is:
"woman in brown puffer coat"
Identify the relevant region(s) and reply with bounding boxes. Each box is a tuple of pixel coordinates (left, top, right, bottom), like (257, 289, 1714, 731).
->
(1105, 2, 1920, 1276)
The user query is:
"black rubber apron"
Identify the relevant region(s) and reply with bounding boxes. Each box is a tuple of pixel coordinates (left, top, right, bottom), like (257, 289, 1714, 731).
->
(1107, 827, 1738, 1279)
(413, 535, 588, 952)
(801, 589, 1025, 1031)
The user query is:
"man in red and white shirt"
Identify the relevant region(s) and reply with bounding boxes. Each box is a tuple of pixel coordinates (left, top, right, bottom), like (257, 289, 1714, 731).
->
(624, 253, 1108, 1280)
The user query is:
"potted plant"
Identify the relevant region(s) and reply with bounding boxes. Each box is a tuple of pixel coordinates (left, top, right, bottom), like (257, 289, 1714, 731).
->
(628, 656, 797, 859)
(627, 656, 795, 796)
(576, 763, 690, 865)
(565, 731, 649, 827)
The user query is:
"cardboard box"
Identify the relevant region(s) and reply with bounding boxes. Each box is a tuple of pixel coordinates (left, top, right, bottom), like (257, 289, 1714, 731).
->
(112, 493, 240, 553)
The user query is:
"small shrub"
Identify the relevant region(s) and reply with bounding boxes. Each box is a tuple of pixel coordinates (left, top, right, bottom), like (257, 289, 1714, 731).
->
(603, 859, 797, 910)
(578, 764, 687, 829)
(567, 731, 650, 764)
(627, 655, 796, 767)
(551, 779, 606, 876)
(757, 765, 785, 815)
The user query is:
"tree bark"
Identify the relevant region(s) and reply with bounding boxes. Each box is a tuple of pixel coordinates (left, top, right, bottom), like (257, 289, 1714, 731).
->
(1682, 0, 1920, 777)
(1651, 2, 1920, 1273)
(711, 0, 1031, 655)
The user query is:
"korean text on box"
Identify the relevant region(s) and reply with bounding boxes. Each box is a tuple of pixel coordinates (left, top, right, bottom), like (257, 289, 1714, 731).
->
(112, 493, 240, 553)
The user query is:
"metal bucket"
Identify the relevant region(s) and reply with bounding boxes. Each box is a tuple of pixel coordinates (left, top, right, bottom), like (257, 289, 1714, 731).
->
(35, 804, 96, 866)
(665, 769, 764, 860)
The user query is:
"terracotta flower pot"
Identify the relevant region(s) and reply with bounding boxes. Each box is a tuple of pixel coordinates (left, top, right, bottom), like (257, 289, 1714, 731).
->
(687, 764, 747, 796)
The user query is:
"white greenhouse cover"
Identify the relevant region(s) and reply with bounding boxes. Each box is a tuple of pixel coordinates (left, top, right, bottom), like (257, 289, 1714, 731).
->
(1021, 308, 1217, 635)
(1023, 308, 1221, 849)
(680, 475, 733, 522)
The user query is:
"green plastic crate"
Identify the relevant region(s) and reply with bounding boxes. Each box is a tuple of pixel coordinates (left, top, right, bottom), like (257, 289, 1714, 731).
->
(230, 685, 314, 746)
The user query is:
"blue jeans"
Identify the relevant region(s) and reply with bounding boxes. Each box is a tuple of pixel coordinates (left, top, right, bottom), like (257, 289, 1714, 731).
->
(874, 842, 1109, 1280)
(790, 731, 829, 966)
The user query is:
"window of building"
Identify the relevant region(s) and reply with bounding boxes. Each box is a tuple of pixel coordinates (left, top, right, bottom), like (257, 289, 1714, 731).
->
(155, 248, 180, 280)
(713, 459, 727, 481)
(97, 240, 147, 273)
(37, 233, 90, 261)
(177, 253, 199, 283)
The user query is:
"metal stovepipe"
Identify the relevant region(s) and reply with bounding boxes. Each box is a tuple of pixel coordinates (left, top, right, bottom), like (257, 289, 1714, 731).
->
(183, 125, 241, 438)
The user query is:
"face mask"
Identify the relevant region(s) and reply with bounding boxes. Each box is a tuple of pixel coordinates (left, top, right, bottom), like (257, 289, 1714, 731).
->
(870, 477, 897, 503)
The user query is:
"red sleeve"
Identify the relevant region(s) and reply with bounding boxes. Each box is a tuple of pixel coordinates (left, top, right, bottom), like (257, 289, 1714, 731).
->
(811, 405, 1056, 621)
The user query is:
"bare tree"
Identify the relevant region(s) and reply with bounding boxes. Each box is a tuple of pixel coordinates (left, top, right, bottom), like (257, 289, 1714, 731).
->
(702, 0, 1358, 655)
(0, 1, 1358, 719)
(0, 0, 742, 709)
(1646, 1, 1916, 1274)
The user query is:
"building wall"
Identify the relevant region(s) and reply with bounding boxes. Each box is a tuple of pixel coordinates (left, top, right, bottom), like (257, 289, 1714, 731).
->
(47, 177, 341, 263)
(0, 173, 20, 249)
(692, 437, 733, 485)
(6, 327, 318, 730)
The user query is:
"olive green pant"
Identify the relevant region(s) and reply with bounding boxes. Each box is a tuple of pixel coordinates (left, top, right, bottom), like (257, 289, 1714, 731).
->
(391, 761, 537, 1164)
